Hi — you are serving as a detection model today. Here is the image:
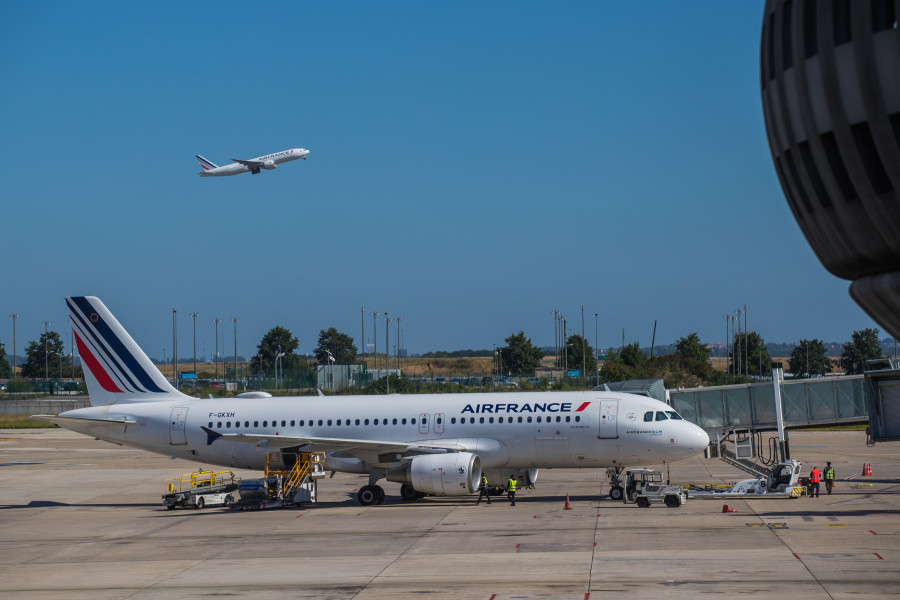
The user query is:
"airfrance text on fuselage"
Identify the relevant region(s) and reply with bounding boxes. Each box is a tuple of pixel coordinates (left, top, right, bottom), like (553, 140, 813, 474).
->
(462, 401, 589, 414)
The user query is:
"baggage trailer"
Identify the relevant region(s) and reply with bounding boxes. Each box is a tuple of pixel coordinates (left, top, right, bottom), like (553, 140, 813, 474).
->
(162, 470, 238, 510)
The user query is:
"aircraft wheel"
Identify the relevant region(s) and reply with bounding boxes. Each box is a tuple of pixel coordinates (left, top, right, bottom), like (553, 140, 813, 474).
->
(358, 485, 379, 506)
(636, 497, 650, 508)
(196, 497, 205, 509)
(665, 495, 681, 508)
(401, 484, 419, 501)
(374, 486, 386, 505)
(609, 486, 624, 501)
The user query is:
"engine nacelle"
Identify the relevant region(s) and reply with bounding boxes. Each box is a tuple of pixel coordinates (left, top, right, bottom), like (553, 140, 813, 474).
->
(263, 160, 277, 170)
(483, 468, 539, 488)
(386, 452, 481, 496)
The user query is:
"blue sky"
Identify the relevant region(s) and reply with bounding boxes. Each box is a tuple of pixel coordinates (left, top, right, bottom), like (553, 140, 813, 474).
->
(0, 2, 879, 360)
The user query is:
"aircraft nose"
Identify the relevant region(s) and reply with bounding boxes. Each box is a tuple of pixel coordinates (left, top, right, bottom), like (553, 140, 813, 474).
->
(690, 426, 710, 454)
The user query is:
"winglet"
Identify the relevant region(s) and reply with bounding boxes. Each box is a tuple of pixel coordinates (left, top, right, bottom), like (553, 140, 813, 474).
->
(201, 426, 223, 446)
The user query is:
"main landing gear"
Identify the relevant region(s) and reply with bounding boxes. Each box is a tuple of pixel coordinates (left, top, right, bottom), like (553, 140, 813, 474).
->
(357, 485, 385, 506)
(607, 466, 625, 501)
(400, 484, 426, 501)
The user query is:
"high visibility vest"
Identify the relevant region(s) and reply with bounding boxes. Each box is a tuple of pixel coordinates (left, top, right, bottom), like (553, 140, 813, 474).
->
(507, 478, 518, 492)
(824, 467, 835, 481)
(810, 469, 821, 483)
(481, 476, 488, 488)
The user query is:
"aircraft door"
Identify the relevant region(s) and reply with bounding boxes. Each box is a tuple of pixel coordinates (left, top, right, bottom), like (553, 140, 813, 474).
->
(419, 413, 430, 434)
(169, 406, 189, 445)
(434, 413, 445, 434)
(598, 400, 618, 439)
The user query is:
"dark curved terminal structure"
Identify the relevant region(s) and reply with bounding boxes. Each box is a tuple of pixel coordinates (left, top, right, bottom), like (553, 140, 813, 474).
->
(760, 0, 900, 339)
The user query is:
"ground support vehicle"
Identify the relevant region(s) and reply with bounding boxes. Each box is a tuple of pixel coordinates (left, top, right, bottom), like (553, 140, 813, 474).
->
(686, 459, 805, 500)
(162, 470, 238, 509)
(231, 451, 325, 510)
(623, 468, 687, 508)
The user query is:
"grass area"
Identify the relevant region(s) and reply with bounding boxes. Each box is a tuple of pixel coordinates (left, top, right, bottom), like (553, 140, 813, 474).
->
(0, 414, 58, 428)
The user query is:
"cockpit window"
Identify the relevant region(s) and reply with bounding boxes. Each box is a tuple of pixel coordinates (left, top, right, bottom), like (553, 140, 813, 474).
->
(643, 412, 654, 422)
(665, 411, 683, 420)
(655, 411, 669, 421)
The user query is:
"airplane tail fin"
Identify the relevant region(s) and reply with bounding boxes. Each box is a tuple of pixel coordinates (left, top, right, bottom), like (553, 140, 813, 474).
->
(195, 155, 218, 171)
(67, 296, 187, 406)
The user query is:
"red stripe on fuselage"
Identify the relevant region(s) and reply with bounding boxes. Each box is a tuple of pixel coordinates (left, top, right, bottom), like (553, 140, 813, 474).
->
(575, 402, 591, 412)
(74, 331, 123, 393)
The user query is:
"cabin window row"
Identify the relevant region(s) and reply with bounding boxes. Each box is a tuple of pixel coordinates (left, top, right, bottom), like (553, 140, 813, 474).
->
(207, 414, 581, 429)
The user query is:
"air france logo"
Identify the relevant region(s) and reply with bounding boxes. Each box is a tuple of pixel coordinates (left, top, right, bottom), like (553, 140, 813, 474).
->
(461, 401, 590, 414)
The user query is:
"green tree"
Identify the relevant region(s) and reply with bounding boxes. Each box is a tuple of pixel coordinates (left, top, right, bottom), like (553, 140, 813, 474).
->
(789, 339, 831, 377)
(841, 328, 882, 374)
(249, 326, 301, 377)
(21, 331, 69, 379)
(565, 334, 598, 373)
(0, 341, 10, 378)
(675, 332, 710, 363)
(499, 331, 543, 375)
(731, 331, 772, 377)
(620, 342, 647, 368)
(314, 328, 358, 365)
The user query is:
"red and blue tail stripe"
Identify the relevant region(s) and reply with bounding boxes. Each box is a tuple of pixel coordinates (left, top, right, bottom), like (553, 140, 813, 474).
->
(67, 296, 168, 395)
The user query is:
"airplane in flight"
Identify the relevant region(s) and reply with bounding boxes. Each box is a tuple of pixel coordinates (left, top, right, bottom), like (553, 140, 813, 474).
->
(38, 297, 710, 506)
(195, 148, 309, 176)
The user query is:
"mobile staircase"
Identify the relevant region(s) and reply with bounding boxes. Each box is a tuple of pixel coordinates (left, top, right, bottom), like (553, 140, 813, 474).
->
(690, 427, 804, 499)
(234, 451, 325, 509)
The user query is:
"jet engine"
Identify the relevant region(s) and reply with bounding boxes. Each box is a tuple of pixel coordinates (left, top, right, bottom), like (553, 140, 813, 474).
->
(263, 160, 277, 170)
(386, 452, 481, 496)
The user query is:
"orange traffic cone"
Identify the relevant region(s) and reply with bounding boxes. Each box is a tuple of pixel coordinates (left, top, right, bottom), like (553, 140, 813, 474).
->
(564, 494, 572, 510)
(863, 463, 872, 476)
(722, 504, 737, 513)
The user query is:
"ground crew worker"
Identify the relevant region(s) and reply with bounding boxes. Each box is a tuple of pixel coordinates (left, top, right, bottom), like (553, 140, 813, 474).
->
(507, 474, 518, 506)
(809, 466, 822, 498)
(824, 461, 835, 495)
(477, 474, 491, 504)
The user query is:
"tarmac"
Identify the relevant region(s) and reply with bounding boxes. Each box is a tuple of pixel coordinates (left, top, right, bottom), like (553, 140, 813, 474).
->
(0, 428, 898, 599)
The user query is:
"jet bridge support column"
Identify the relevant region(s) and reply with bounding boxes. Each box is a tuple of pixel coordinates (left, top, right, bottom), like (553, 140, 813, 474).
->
(772, 363, 790, 461)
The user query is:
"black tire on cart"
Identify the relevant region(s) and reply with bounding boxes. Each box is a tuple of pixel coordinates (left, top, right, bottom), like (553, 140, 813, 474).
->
(196, 497, 205, 509)
(223, 494, 233, 507)
(665, 495, 681, 508)
(636, 497, 651, 508)
(165, 504, 176, 510)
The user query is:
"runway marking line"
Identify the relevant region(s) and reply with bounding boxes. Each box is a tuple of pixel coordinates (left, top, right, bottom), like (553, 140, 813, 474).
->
(875, 553, 884, 559)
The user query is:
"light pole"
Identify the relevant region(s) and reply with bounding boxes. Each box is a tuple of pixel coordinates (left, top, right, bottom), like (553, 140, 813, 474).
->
(41, 320, 50, 390)
(213, 319, 222, 380)
(395, 316, 402, 375)
(384, 313, 390, 394)
(370, 312, 380, 374)
(276, 345, 285, 388)
(190, 312, 199, 376)
(594, 312, 599, 387)
(552, 310, 560, 368)
(805, 340, 809, 378)
(172, 308, 178, 389)
(9, 314, 18, 378)
(163, 348, 167, 381)
(581, 306, 585, 377)
(744, 304, 749, 376)
(723, 314, 730, 374)
(361, 306, 365, 367)
(231, 318, 239, 385)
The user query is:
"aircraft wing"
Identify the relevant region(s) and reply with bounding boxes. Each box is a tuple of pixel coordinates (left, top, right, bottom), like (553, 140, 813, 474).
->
(201, 426, 464, 459)
(231, 158, 264, 168)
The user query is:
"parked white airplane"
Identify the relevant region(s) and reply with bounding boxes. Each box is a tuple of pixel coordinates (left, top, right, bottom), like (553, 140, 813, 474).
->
(195, 148, 309, 176)
(38, 297, 710, 505)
